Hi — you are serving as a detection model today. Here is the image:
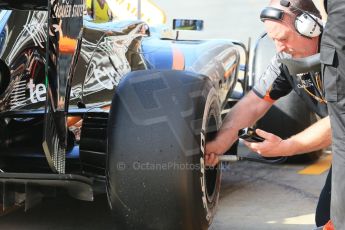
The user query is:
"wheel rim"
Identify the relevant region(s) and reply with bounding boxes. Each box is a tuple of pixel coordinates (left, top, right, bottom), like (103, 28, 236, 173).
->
(204, 109, 220, 202)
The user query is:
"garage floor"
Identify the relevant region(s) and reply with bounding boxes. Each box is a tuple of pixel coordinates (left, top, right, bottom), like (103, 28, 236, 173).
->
(211, 144, 330, 230)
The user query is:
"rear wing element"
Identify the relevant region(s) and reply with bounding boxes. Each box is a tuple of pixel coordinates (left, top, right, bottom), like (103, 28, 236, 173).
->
(0, 0, 84, 173)
(43, 0, 84, 173)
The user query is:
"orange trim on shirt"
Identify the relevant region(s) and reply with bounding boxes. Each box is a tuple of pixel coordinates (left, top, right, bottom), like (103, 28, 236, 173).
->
(323, 220, 334, 230)
(263, 90, 275, 103)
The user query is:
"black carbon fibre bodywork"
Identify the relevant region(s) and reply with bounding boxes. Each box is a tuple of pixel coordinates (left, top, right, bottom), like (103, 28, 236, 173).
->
(0, 0, 242, 210)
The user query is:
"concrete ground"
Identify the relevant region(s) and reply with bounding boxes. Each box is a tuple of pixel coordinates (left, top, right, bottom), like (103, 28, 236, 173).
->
(212, 146, 330, 230)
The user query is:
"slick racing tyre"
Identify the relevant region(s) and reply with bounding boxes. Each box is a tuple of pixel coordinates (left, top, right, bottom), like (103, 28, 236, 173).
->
(106, 70, 221, 230)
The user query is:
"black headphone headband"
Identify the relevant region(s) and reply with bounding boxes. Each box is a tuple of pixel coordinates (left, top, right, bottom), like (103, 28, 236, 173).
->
(260, 7, 284, 22)
(260, 4, 323, 38)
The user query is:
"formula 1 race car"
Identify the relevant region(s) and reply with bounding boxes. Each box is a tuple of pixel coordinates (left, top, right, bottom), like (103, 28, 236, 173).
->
(0, 0, 245, 229)
(0, 0, 319, 229)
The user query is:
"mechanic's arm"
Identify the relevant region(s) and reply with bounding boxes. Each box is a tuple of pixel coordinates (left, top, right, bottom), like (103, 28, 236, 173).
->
(245, 116, 331, 157)
(205, 91, 272, 166)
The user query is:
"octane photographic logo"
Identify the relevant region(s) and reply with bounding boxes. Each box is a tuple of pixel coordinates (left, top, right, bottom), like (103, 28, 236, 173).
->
(120, 74, 190, 155)
(118, 72, 207, 157)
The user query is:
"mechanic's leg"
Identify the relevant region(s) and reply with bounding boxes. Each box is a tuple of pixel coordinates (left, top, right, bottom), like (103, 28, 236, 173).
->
(328, 99, 345, 229)
(315, 167, 331, 227)
(322, 0, 345, 226)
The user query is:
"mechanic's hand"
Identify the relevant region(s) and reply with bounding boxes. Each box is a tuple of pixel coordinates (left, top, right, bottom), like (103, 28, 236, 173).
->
(243, 129, 289, 157)
(205, 152, 219, 167)
(205, 139, 226, 167)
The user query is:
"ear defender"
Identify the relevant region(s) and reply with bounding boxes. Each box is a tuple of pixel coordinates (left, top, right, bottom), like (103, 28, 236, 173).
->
(260, 6, 323, 38)
(295, 13, 322, 37)
(280, 0, 323, 38)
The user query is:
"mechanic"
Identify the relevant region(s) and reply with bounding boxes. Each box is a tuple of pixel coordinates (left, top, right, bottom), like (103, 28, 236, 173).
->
(320, 0, 345, 229)
(205, 0, 332, 227)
